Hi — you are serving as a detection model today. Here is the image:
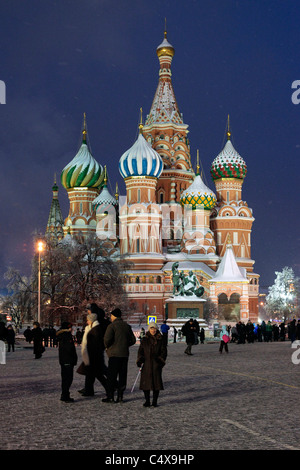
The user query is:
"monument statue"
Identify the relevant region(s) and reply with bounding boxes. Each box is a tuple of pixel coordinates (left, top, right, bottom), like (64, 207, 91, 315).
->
(171, 262, 204, 298)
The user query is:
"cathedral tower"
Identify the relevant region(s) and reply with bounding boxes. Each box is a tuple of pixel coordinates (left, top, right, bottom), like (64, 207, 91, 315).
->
(210, 119, 259, 319)
(45, 175, 64, 241)
(142, 29, 194, 207)
(61, 114, 104, 237)
(180, 152, 218, 269)
(119, 120, 164, 268)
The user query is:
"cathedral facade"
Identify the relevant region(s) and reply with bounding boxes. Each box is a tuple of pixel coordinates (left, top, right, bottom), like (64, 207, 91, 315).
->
(47, 31, 259, 324)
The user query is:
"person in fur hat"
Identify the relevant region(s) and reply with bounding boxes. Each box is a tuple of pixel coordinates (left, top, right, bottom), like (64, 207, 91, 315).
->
(56, 322, 77, 402)
(136, 322, 167, 407)
(78, 313, 108, 397)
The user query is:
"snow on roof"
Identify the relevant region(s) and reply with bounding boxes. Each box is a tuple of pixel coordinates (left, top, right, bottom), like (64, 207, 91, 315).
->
(209, 244, 248, 283)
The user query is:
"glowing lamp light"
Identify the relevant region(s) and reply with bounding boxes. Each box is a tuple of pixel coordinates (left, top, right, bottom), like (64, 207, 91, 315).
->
(37, 241, 44, 252)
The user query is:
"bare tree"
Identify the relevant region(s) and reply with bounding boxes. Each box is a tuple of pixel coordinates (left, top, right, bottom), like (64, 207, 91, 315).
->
(31, 233, 130, 325)
(2, 268, 33, 328)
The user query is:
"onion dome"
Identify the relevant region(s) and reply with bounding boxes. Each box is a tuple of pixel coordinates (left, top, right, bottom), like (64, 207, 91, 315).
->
(156, 29, 175, 58)
(181, 173, 217, 210)
(119, 120, 163, 179)
(92, 166, 118, 210)
(61, 114, 104, 189)
(210, 124, 247, 181)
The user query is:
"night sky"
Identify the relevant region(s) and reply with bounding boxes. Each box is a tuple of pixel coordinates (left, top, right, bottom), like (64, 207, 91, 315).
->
(0, 0, 299, 291)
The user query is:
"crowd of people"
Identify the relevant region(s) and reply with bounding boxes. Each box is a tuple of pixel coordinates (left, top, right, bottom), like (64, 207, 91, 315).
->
(226, 319, 300, 345)
(1, 312, 299, 407)
(55, 304, 166, 406)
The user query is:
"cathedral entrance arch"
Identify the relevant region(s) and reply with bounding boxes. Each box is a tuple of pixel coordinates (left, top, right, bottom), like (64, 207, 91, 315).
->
(218, 292, 240, 322)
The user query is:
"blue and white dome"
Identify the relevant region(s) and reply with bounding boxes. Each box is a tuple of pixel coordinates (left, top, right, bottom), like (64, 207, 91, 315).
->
(119, 133, 163, 179)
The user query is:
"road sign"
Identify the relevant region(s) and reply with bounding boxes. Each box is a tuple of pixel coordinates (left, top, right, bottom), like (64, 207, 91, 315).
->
(147, 315, 157, 324)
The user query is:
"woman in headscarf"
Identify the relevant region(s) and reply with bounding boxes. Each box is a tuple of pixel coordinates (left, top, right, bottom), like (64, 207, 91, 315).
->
(136, 322, 167, 407)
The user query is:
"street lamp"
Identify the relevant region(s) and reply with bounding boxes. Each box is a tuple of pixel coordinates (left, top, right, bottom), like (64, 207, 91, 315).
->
(37, 240, 44, 324)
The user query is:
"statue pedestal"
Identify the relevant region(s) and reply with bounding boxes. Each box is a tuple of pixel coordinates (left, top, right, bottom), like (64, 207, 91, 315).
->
(166, 296, 206, 320)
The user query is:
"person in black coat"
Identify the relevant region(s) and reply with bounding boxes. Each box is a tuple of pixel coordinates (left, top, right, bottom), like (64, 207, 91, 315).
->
(57, 322, 78, 402)
(0, 322, 7, 341)
(182, 319, 197, 355)
(279, 322, 286, 341)
(32, 322, 44, 359)
(103, 308, 136, 403)
(136, 322, 167, 407)
(79, 313, 108, 397)
(6, 325, 15, 352)
(24, 326, 32, 344)
(200, 327, 205, 344)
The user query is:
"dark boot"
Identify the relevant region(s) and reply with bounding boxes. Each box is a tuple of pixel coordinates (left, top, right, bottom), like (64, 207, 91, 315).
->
(115, 390, 124, 403)
(143, 390, 151, 407)
(152, 390, 159, 407)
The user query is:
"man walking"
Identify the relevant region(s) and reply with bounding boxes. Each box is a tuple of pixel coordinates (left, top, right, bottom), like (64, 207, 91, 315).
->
(160, 320, 170, 347)
(182, 318, 197, 355)
(103, 308, 136, 403)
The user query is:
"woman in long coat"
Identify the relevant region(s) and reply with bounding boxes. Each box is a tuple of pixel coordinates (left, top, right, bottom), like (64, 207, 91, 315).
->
(32, 321, 44, 359)
(136, 322, 167, 407)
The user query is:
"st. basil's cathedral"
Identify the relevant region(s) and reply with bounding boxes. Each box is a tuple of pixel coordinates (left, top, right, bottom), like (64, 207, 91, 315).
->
(46, 30, 260, 325)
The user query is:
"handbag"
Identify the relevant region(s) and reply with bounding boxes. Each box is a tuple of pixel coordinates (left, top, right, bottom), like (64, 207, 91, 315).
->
(76, 361, 88, 375)
(223, 335, 230, 344)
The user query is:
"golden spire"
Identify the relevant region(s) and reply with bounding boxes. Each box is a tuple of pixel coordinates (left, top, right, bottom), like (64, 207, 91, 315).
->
(115, 182, 119, 201)
(196, 149, 200, 175)
(138, 107, 143, 134)
(82, 112, 87, 143)
(104, 165, 107, 185)
(157, 18, 175, 58)
(227, 114, 231, 140)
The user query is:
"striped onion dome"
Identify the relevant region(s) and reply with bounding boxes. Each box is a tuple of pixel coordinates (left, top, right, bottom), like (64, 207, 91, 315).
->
(210, 132, 247, 181)
(61, 119, 104, 189)
(180, 174, 217, 210)
(119, 132, 163, 179)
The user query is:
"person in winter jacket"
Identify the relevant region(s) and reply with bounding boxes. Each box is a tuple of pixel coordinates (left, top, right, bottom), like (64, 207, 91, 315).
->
(102, 308, 136, 403)
(32, 322, 44, 359)
(136, 322, 167, 407)
(78, 313, 108, 397)
(56, 322, 78, 402)
(219, 325, 230, 354)
(182, 318, 197, 355)
(6, 325, 15, 352)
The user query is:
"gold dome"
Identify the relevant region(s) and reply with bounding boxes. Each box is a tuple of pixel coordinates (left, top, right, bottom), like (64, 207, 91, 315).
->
(156, 31, 175, 58)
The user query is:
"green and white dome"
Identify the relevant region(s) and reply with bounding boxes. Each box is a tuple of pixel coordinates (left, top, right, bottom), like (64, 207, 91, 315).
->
(61, 118, 104, 189)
